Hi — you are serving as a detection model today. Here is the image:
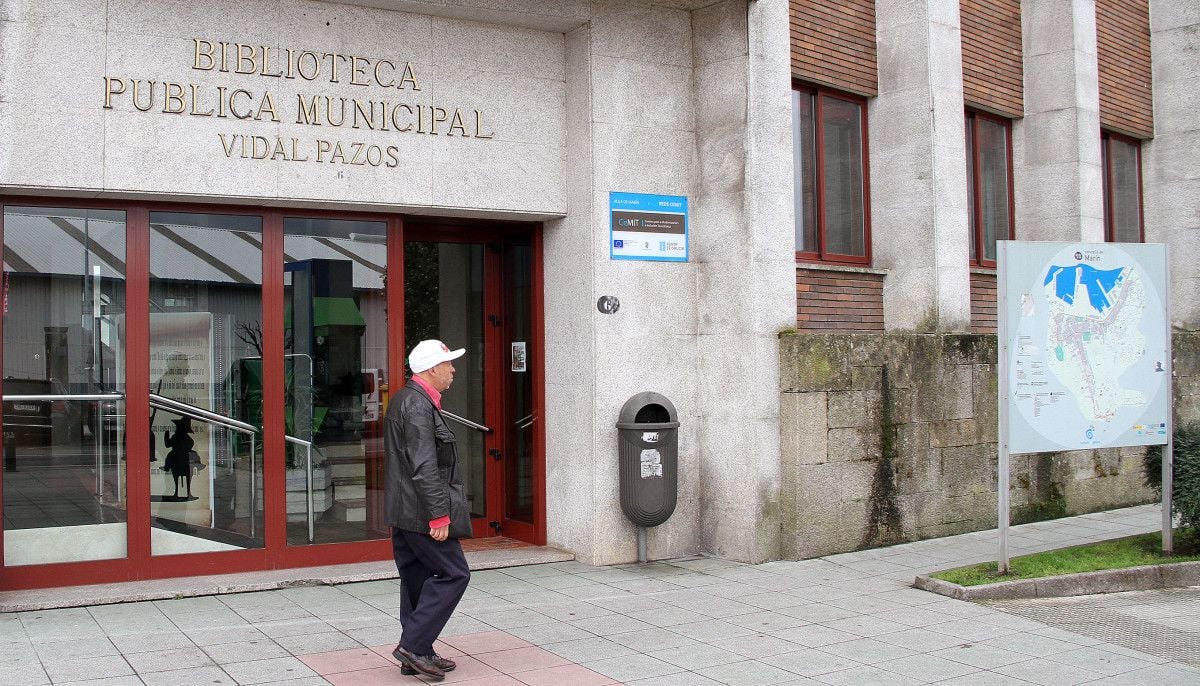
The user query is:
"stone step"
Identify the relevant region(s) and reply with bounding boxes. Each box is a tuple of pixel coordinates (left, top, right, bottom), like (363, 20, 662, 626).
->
(331, 498, 367, 523)
(256, 484, 334, 522)
(321, 444, 366, 461)
(329, 461, 365, 479)
(284, 467, 332, 491)
(333, 476, 366, 501)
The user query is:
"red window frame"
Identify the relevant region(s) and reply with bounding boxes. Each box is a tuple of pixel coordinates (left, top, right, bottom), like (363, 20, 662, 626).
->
(793, 82, 872, 266)
(1101, 130, 1145, 243)
(965, 109, 1015, 268)
(0, 196, 546, 590)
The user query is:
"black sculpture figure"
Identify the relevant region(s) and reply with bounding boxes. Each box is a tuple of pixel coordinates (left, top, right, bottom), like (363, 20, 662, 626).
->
(163, 416, 197, 499)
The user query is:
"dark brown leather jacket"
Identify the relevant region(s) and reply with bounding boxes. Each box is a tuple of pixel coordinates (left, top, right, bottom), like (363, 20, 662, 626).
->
(384, 380, 470, 536)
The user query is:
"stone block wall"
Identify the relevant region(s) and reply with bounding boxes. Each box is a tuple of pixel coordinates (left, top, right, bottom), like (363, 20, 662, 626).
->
(778, 331, 1197, 559)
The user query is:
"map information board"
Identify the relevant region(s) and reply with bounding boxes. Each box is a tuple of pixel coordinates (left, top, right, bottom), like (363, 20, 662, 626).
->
(999, 241, 1170, 453)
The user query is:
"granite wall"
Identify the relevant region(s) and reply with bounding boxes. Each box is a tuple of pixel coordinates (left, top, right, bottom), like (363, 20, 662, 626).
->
(778, 331, 1198, 559)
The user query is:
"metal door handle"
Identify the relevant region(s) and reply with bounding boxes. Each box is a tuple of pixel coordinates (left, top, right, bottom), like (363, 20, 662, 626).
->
(441, 410, 492, 434)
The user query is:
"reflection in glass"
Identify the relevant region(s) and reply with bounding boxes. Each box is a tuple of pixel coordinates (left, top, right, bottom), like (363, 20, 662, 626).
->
(966, 117, 977, 259)
(792, 90, 818, 253)
(285, 218, 388, 545)
(505, 243, 534, 523)
(2, 207, 127, 566)
(1105, 136, 1142, 243)
(405, 242, 486, 523)
(822, 96, 866, 257)
(149, 212, 264, 554)
(977, 117, 1010, 262)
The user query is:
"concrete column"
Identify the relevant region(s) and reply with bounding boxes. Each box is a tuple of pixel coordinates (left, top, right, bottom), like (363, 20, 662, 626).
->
(543, 25, 597, 560)
(1015, 0, 1104, 242)
(691, 0, 794, 563)
(871, 0, 971, 332)
(559, 0, 700, 566)
(1144, 2, 1200, 329)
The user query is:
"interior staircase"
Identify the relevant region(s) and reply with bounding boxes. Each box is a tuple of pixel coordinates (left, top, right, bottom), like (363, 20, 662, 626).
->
(324, 445, 367, 523)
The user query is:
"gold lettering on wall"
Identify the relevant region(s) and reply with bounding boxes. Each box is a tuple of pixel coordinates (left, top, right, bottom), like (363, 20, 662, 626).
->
(374, 59, 395, 88)
(397, 62, 421, 91)
(103, 77, 125, 109)
(260, 46, 283, 78)
(228, 89, 253, 119)
(132, 79, 156, 112)
(103, 35, 498, 171)
(189, 84, 213, 116)
(193, 39, 215, 70)
(162, 82, 186, 114)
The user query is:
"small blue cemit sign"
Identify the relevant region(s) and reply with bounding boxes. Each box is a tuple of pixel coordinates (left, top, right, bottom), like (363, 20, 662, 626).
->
(609, 192, 688, 262)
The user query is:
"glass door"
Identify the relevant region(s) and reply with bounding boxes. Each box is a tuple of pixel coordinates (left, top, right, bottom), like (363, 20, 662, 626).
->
(501, 242, 536, 537)
(404, 240, 493, 537)
(403, 234, 535, 539)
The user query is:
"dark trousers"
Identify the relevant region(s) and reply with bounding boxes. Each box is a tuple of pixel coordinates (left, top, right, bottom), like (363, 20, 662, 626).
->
(391, 527, 471, 655)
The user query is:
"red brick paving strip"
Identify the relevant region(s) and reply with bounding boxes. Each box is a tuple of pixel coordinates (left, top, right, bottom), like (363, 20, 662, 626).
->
(301, 630, 619, 685)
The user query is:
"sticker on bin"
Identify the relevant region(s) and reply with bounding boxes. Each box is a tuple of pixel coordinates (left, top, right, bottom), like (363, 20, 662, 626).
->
(642, 432, 659, 443)
(640, 449, 663, 478)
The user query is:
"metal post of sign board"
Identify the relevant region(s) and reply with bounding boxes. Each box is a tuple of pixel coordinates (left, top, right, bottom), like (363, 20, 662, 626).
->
(996, 242, 1011, 573)
(1164, 442, 1174, 554)
(1162, 252, 1174, 555)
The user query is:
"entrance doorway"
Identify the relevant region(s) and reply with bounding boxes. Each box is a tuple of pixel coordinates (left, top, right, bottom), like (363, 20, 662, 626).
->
(402, 228, 538, 540)
(0, 201, 545, 590)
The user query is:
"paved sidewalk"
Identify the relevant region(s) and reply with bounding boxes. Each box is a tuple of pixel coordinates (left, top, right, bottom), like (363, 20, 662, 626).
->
(2, 503, 1197, 685)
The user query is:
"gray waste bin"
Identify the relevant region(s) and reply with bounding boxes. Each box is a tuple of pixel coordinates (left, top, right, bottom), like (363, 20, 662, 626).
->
(616, 392, 679, 528)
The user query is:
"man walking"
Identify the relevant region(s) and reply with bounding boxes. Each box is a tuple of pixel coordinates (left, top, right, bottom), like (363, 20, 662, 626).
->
(385, 339, 472, 680)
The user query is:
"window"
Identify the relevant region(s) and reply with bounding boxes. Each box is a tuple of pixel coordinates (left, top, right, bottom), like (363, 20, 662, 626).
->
(3, 207, 127, 566)
(793, 84, 870, 264)
(965, 110, 1013, 267)
(1102, 131, 1144, 243)
(283, 217, 389, 546)
(148, 211, 265, 555)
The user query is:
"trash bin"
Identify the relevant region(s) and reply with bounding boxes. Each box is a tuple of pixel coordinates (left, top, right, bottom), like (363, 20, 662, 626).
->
(616, 392, 679, 529)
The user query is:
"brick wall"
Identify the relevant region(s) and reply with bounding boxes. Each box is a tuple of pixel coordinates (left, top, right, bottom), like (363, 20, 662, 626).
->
(970, 271, 997, 334)
(1096, 0, 1153, 138)
(796, 267, 884, 332)
(960, 0, 1023, 117)
(789, 0, 877, 96)
(777, 332, 1197, 559)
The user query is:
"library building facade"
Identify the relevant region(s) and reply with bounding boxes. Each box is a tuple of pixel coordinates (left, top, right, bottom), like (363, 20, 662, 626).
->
(0, 0, 1196, 590)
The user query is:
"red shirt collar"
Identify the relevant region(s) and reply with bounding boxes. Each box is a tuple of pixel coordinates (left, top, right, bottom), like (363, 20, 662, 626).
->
(411, 375, 442, 410)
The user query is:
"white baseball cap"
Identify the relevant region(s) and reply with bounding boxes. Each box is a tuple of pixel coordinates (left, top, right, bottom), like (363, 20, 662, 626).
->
(408, 339, 465, 373)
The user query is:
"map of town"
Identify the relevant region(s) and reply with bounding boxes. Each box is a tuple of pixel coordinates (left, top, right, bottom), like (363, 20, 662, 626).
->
(1042, 263, 1146, 422)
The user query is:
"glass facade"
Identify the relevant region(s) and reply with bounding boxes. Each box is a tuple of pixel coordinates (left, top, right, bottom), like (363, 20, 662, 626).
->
(149, 212, 265, 555)
(284, 218, 389, 546)
(0, 202, 541, 587)
(2, 207, 127, 566)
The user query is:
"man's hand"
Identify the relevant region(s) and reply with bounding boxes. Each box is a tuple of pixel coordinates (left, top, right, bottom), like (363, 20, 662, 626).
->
(429, 524, 449, 542)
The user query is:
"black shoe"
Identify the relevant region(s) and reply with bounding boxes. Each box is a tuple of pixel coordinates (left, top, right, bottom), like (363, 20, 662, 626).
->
(392, 644, 445, 680)
(399, 653, 456, 675)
